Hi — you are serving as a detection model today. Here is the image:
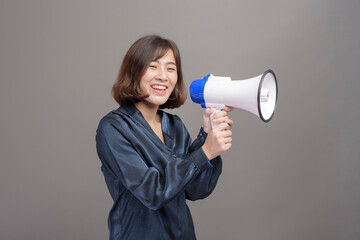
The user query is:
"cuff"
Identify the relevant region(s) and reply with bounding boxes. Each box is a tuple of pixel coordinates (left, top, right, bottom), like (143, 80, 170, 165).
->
(197, 127, 208, 143)
(189, 127, 208, 153)
(189, 146, 212, 172)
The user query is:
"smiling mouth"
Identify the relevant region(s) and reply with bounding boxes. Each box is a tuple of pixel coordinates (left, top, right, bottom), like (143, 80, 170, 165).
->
(151, 85, 167, 90)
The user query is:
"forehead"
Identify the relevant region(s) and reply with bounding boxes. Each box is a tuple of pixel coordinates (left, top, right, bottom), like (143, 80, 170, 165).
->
(153, 50, 175, 63)
(153, 47, 175, 61)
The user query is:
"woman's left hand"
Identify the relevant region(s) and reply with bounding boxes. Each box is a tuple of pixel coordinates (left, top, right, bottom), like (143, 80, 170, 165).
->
(203, 106, 234, 133)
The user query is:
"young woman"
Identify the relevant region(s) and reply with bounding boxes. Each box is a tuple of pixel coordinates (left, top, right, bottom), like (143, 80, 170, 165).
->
(96, 35, 233, 240)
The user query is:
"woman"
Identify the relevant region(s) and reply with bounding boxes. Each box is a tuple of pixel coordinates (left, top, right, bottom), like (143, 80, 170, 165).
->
(96, 35, 233, 240)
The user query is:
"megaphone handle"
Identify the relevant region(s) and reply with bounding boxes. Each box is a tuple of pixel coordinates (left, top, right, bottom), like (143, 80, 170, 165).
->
(210, 109, 221, 129)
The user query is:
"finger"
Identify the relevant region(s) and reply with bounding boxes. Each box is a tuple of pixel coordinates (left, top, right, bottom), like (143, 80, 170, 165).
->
(213, 117, 233, 128)
(225, 142, 232, 150)
(204, 108, 214, 117)
(214, 122, 231, 131)
(223, 137, 232, 144)
(212, 112, 228, 122)
(225, 118, 234, 127)
(220, 141, 232, 152)
(212, 115, 230, 123)
(221, 129, 232, 138)
(224, 106, 234, 112)
(213, 110, 228, 117)
(203, 108, 215, 133)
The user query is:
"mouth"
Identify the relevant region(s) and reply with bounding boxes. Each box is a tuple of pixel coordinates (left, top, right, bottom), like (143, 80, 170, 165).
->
(151, 84, 168, 94)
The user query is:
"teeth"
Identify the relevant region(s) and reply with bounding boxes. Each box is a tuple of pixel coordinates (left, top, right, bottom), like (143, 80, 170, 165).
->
(152, 85, 166, 90)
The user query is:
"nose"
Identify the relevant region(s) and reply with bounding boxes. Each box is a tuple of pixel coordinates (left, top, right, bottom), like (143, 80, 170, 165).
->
(156, 66, 168, 81)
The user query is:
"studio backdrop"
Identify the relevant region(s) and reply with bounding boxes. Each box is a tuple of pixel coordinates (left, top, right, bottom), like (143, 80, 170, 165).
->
(0, 0, 359, 239)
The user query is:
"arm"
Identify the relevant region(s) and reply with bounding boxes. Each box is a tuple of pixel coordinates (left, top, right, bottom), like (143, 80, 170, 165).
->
(185, 128, 223, 200)
(185, 107, 233, 200)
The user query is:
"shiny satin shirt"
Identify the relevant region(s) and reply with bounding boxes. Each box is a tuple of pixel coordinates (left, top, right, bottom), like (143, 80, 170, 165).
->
(96, 104, 222, 240)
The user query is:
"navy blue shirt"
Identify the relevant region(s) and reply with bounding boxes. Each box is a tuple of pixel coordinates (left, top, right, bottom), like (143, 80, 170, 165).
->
(96, 104, 222, 240)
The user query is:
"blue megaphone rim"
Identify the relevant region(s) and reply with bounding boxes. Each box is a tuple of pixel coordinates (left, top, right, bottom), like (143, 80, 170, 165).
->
(189, 74, 211, 108)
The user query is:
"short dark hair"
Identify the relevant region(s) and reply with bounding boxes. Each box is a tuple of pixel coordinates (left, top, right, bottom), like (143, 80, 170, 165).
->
(112, 35, 186, 109)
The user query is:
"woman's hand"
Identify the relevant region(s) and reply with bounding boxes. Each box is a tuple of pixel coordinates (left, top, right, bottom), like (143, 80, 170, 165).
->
(202, 107, 234, 160)
(203, 107, 234, 133)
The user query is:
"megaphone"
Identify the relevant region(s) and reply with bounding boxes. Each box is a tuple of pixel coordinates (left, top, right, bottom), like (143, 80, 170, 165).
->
(190, 69, 278, 125)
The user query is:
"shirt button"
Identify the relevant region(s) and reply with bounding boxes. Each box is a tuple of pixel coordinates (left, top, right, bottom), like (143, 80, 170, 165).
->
(173, 154, 176, 158)
(199, 132, 203, 136)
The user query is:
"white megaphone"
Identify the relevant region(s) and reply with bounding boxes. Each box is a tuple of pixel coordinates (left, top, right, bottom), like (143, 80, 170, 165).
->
(190, 69, 278, 126)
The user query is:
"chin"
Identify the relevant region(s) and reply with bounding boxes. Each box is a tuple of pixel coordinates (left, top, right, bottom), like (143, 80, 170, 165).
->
(147, 96, 169, 106)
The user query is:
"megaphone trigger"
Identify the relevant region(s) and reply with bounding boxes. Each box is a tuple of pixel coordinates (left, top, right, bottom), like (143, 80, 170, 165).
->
(210, 108, 221, 129)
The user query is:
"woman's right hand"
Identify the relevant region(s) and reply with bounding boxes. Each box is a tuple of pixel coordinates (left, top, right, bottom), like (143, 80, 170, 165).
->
(202, 121, 233, 160)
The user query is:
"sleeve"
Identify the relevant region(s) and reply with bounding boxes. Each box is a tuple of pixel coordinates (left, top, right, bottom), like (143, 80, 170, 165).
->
(185, 128, 223, 201)
(96, 118, 211, 210)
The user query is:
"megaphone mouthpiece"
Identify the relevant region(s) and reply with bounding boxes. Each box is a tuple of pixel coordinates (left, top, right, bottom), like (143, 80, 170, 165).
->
(189, 74, 211, 108)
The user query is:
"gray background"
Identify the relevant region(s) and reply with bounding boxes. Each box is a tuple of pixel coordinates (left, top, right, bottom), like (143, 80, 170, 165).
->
(1, 0, 359, 239)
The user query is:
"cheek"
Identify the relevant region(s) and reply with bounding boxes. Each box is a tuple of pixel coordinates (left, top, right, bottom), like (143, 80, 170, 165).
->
(138, 80, 150, 95)
(171, 75, 178, 87)
(139, 72, 152, 88)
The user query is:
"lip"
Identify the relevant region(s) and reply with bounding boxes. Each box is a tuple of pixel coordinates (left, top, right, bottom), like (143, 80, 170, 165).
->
(150, 84, 168, 94)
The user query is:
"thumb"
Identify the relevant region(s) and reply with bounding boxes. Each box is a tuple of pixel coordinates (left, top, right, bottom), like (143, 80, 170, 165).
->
(203, 108, 214, 133)
(204, 108, 214, 117)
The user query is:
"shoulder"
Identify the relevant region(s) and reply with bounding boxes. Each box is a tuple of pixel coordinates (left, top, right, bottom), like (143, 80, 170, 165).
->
(162, 111, 190, 137)
(162, 111, 185, 127)
(166, 112, 182, 122)
(97, 107, 131, 135)
(98, 109, 119, 127)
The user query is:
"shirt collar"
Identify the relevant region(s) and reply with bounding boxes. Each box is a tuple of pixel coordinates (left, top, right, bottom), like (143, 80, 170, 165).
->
(115, 104, 173, 145)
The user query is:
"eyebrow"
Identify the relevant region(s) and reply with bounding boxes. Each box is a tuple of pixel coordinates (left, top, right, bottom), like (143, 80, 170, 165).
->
(151, 60, 177, 66)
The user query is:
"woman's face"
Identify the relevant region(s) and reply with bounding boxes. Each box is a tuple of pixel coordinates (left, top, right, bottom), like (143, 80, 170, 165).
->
(138, 49, 178, 107)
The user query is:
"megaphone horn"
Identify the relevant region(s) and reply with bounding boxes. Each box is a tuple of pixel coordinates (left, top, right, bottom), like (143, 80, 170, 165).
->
(190, 69, 278, 123)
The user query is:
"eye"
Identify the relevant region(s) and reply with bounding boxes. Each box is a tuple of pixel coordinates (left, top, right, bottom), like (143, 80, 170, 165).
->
(149, 64, 157, 69)
(167, 67, 176, 72)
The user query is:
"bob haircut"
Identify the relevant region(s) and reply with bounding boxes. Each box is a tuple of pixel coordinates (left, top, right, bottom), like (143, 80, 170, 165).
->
(112, 35, 187, 109)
